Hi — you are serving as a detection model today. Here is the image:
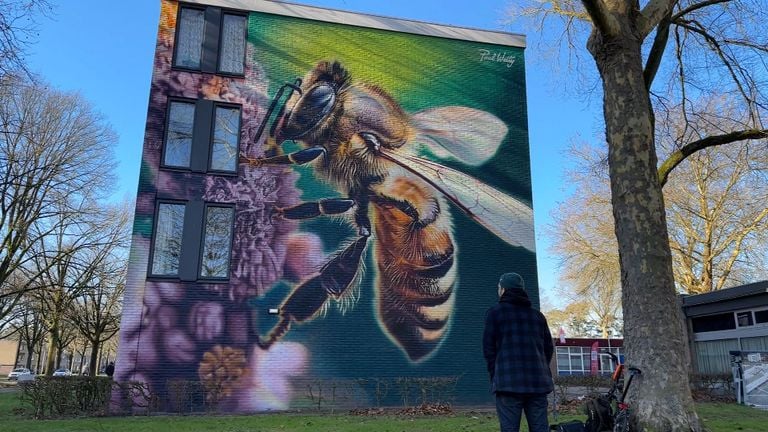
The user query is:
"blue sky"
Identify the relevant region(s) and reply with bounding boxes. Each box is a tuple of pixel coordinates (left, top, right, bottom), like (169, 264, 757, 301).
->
(27, 0, 603, 307)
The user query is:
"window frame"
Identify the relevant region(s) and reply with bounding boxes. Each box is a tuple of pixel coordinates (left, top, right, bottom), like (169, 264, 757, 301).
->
(207, 102, 242, 174)
(197, 203, 236, 281)
(161, 97, 198, 171)
(754, 308, 768, 325)
(171, 5, 207, 72)
(216, 11, 248, 77)
(148, 200, 188, 279)
(736, 310, 755, 328)
(172, 4, 247, 77)
(160, 98, 242, 176)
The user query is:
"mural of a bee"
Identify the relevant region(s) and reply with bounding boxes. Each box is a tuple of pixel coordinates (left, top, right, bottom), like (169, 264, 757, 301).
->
(242, 61, 535, 362)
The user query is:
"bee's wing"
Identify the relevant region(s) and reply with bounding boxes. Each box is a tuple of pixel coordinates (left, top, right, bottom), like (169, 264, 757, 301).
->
(381, 151, 535, 252)
(411, 107, 508, 166)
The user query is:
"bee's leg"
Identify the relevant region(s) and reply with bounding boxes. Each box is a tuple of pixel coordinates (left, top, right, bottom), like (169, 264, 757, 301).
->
(275, 198, 355, 220)
(353, 195, 373, 237)
(258, 236, 369, 349)
(258, 199, 371, 349)
(240, 145, 325, 167)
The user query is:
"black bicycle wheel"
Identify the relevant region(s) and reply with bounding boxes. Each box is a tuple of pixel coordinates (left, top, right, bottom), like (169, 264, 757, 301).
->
(613, 409, 630, 432)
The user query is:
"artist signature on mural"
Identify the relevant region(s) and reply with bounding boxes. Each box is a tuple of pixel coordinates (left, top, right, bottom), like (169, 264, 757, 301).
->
(478, 49, 516, 68)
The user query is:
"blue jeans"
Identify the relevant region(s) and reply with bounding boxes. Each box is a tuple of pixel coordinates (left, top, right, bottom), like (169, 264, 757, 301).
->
(495, 392, 549, 432)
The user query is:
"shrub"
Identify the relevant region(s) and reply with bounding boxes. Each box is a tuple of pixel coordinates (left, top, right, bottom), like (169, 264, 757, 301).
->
(19, 376, 113, 419)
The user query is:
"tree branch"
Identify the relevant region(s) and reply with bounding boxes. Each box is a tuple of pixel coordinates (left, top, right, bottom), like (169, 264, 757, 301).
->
(658, 129, 768, 187)
(580, 0, 618, 36)
(671, 0, 732, 22)
(638, 0, 677, 38)
(644, 14, 672, 90)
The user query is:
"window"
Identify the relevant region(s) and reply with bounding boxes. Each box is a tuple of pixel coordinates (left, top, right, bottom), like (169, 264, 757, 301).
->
(162, 99, 241, 173)
(150, 201, 234, 282)
(199, 206, 234, 278)
(174, 7, 205, 69)
(556, 346, 624, 375)
(737, 311, 754, 327)
(173, 6, 246, 75)
(164, 101, 195, 168)
(218, 13, 246, 75)
(210, 106, 240, 171)
(151, 203, 186, 276)
(755, 310, 768, 324)
(691, 312, 737, 333)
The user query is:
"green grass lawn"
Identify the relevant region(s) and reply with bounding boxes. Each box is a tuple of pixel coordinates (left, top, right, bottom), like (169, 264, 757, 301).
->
(1, 391, 766, 432)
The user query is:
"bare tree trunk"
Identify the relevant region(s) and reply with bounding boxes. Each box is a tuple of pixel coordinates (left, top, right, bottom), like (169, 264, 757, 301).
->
(44, 325, 58, 375)
(24, 342, 34, 369)
(88, 340, 99, 376)
(587, 23, 701, 431)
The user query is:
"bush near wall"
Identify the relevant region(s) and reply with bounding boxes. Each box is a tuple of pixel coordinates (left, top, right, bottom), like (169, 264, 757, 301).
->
(19, 376, 113, 418)
(690, 373, 735, 402)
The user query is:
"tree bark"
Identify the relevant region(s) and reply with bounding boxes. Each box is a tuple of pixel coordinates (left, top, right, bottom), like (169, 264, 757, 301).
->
(88, 340, 99, 376)
(44, 331, 57, 376)
(587, 18, 702, 431)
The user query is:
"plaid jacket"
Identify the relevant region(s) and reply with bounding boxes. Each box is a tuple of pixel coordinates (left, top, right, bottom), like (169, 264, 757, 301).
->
(482, 290, 554, 394)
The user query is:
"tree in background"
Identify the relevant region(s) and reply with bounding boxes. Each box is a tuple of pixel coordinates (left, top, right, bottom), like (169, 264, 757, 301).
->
(10, 294, 47, 371)
(0, 0, 51, 79)
(509, 0, 768, 429)
(659, 99, 768, 293)
(68, 204, 130, 376)
(0, 76, 117, 338)
(34, 201, 128, 376)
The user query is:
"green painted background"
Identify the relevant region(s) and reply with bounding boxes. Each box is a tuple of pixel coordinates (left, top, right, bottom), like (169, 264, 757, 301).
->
(249, 12, 537, 405)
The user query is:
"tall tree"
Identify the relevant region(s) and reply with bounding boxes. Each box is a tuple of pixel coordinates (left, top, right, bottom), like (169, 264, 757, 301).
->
(9, 294, 47, 370)
(68, 204, 130, 376)
(34, 202, 128, 376)
(0, 76, 117, 329)
(0, 0, 51, 79)
(509, 0, 767, 429)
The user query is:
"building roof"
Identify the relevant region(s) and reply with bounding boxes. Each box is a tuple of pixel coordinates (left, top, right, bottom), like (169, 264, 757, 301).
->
(681, 281, 768, 308)
(182, 0, 527, 47)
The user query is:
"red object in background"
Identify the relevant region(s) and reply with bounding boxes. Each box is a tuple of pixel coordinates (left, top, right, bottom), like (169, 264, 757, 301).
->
(558, 327, 566, 344)
(590, 341, 599, 375)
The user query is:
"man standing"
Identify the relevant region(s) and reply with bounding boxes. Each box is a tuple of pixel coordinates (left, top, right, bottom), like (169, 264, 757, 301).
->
(483, 272, 554, 432)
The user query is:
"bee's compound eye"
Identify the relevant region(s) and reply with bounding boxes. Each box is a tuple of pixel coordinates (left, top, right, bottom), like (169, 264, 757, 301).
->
(359, 132, 381, 152)
(281, 83, 336, 139)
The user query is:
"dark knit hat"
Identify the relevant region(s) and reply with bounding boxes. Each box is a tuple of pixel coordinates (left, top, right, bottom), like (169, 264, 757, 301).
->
(498, 272, 525, 290)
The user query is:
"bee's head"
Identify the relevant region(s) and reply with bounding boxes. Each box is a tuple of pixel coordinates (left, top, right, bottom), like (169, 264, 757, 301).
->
(275, 61, 413, 163)
(273, 61, 349, 147)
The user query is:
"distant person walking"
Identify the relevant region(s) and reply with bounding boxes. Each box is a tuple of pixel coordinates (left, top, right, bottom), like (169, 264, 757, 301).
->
(483, 272, 554, 432)
(105, 362, 115, 378)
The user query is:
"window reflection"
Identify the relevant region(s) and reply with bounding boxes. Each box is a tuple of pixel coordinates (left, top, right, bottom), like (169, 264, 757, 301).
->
(164, 101, 195, 168)
(200, 206, 234, 278)
(151, 203, 186, 276)
(211, 106, 240, 172)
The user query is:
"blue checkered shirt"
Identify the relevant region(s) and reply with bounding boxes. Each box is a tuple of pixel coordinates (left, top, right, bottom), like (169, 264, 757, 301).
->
(482, 291, 554, 394)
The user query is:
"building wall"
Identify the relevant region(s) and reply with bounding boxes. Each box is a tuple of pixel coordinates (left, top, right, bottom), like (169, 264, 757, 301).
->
(115, 0, 535, 412)
(0, 339, 19, 375)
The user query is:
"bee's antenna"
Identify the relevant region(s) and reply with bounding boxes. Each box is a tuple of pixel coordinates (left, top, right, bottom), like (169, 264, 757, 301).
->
(253, 78, 303, 149)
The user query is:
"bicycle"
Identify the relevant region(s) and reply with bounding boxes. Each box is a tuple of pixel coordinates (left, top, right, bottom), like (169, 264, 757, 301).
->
(601, 350, 642, 432)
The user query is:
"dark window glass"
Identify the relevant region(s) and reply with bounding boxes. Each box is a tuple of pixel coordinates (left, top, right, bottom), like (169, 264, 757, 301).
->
(218, 14, 246, 74)
(210, 106, 240, 171)
(691, 313, 737, 333)
(755, 310, 768, 324)
(164, 101, 195, 167)
(737, 311, 754, 327)
(174, 7, 205, 69)
(199, 206, 234, 278)
(151, 203, 186, 276)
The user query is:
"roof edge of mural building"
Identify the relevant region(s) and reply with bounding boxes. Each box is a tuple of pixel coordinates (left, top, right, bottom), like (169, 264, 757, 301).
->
(180, 0, 527, 48)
